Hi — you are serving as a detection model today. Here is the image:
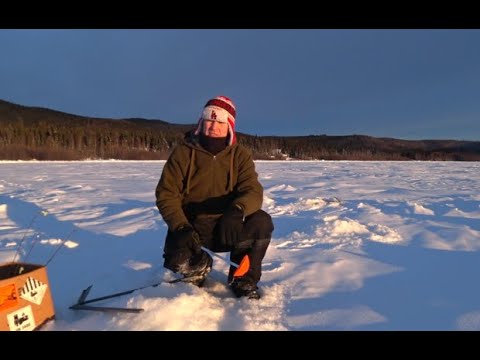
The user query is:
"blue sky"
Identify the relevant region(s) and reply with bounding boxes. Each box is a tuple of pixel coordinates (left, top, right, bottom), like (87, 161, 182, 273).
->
(0, 29, 479, 140)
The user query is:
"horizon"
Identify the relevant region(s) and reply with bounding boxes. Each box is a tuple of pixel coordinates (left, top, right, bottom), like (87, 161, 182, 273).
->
(1, 29, 479, 141)
(2, 97, 478, 143)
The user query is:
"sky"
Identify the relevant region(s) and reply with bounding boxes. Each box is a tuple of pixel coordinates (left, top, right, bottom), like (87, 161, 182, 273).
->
(0, 30, 480, 141)
(1, 160, 480, 330)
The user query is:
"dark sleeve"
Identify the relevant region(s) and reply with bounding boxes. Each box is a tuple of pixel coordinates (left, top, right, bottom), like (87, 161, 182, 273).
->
(155, 146, 190, 231)
(233, 146, 263, 216)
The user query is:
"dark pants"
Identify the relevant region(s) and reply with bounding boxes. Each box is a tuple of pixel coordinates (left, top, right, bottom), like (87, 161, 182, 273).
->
(163, 210, 274, 285)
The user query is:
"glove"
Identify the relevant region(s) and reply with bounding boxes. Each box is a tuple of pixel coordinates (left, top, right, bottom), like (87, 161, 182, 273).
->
(172, 224, 202, 254)
(217, 204, 244, 248)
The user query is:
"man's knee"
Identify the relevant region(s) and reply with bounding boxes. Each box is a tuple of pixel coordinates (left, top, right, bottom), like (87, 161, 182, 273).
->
(244, 210, 274, 239)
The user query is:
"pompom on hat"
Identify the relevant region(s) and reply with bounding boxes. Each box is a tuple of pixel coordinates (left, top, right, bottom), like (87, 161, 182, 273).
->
(194, 95, 237, 145)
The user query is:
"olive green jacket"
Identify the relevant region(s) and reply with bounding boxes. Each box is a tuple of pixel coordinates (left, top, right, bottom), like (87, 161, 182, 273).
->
(155, 134, 263, 231)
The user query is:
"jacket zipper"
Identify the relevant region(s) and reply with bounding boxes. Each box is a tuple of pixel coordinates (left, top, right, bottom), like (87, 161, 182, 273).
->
(211, 155, 216, 197)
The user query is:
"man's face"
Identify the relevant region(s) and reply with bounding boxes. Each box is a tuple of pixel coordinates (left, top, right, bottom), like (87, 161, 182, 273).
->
(203, 120, 229, 138)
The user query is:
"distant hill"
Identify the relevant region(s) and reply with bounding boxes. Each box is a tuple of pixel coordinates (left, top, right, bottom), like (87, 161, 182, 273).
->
(0, 99, 479, 160)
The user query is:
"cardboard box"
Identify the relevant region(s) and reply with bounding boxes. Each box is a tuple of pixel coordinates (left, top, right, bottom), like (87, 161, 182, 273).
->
(0, 262, 55, 331)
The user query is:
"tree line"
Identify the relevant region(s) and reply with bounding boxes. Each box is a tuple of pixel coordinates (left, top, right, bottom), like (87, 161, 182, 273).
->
(1, 99, 479, 161)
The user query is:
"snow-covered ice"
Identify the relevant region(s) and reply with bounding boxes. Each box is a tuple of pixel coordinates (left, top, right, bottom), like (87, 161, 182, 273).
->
(1, 160, 479, 330)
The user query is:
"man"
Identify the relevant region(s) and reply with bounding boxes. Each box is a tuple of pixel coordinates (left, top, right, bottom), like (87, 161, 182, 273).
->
(155, 96, 274, 299)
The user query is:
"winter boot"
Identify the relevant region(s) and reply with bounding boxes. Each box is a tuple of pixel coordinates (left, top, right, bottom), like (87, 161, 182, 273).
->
(230, 276, 261, 300)
(181, 252, 213, 287)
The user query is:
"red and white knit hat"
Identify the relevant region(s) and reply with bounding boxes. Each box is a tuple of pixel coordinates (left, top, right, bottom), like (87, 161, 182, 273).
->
(194, 95, 237, 145)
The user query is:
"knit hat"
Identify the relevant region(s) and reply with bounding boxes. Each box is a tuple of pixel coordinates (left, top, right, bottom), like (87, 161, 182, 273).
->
(194, 95, 237, 145)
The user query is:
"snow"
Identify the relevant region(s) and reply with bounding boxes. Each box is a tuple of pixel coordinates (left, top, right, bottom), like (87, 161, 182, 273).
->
(1, 160, 480, 330)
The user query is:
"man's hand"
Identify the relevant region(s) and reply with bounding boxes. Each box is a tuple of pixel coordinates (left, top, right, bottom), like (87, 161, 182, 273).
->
(172, 224, 202, 254)
(217, 204, 244, 248)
